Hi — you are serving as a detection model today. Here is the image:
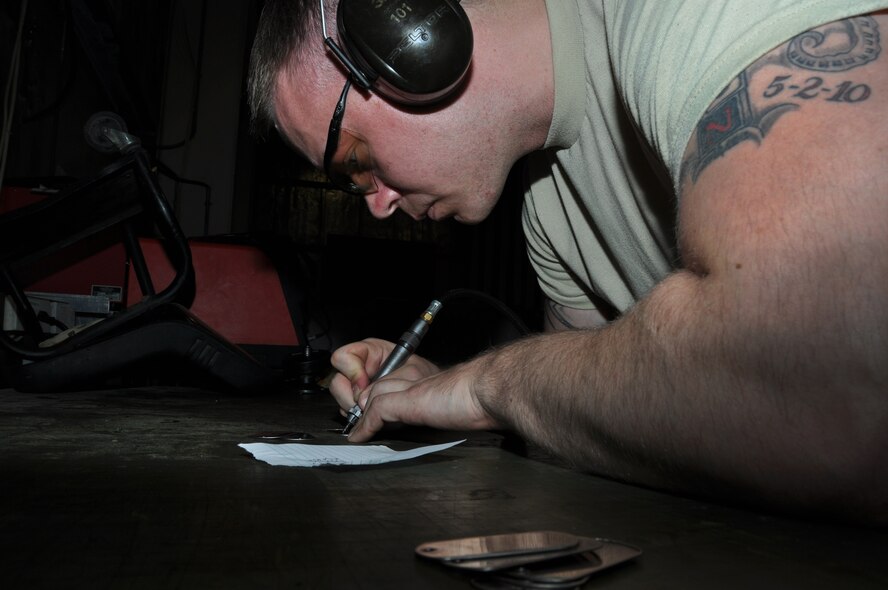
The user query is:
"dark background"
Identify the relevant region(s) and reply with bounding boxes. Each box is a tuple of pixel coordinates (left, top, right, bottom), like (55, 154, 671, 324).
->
(0, 0, 542, 367)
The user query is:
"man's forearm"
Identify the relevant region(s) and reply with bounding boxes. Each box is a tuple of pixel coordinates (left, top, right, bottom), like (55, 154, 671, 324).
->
(473, 268, 888, 522)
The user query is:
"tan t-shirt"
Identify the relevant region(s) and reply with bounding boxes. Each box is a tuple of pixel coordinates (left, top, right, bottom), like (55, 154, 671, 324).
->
(524, 0, 887, 314)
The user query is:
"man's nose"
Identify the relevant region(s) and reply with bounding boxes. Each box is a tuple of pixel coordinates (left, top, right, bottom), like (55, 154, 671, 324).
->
(364, 186, 401, 219)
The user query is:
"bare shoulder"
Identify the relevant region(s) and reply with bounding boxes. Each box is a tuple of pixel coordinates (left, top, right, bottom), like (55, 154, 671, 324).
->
(683, 12, 886, 186)
(678, 12, 888, 269)
(670, 13, 888, 516)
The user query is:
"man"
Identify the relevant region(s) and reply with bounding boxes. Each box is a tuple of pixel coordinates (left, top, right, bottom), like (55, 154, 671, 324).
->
(249, 1, 888, 523)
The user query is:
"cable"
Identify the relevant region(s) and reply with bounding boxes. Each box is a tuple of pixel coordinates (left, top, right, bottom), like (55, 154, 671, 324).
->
(439, 288, 531, 337)
(0, 0, 29, 191)
(23, 1, 75, 123)
(154, 0, 208, 151)
(153, 159, 212, 235)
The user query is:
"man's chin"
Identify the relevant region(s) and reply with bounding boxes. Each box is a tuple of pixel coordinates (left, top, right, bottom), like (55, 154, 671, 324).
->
(426, 203, 488, 224)
(451, 206, 493, 225)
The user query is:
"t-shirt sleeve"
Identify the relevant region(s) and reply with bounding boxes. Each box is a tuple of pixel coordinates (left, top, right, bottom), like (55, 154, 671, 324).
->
(522, 180, 598, 310)
(604, 0, 888, 194)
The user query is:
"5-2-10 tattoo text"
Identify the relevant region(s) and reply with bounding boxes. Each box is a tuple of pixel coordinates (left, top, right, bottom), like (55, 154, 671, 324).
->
(763, 75, 872, 103)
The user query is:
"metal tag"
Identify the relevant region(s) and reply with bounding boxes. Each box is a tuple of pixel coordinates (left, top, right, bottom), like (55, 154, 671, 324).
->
(445, 537, 603, 572)
(416, 531, 581, 562)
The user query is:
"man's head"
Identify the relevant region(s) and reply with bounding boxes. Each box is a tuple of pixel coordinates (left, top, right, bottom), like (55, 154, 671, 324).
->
(248, 0, 319, 139)
(248, 0, 552, 223)
(249, 1, 473, 133)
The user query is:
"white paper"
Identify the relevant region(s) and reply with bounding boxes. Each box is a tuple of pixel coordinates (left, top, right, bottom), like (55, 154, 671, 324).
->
(239, 439, 465, 467)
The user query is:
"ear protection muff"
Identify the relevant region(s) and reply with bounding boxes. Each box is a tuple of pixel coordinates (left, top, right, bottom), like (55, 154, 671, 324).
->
(327, 0, 473, 106)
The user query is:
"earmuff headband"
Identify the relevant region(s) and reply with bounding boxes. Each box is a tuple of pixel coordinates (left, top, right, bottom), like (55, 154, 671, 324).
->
(321, 0, 473, 106)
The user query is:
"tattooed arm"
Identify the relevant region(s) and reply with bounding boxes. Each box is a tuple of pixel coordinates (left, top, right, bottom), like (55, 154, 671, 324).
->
(346, 14, 888, 523)
(667, 14, 888, 516)
(684, 15, 884, 181)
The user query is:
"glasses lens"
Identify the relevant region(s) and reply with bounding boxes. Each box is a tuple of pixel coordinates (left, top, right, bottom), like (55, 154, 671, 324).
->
(328, 129, 377, 194)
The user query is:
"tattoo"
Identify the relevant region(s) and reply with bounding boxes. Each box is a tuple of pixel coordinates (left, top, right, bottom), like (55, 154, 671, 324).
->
(787, 17, 881, 72)
(684, 16, 881, 183)
(762, 74, 872, 103)
(689, 72, 798, 181)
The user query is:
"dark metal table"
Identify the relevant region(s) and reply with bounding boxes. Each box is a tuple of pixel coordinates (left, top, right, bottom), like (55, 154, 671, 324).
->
(1, 387, 886, 589)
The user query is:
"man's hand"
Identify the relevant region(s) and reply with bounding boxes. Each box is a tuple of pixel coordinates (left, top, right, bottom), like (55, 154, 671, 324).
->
(343, 353, 503, 442)
(329, 338, 391, 413)
(328, 337, 440, 418)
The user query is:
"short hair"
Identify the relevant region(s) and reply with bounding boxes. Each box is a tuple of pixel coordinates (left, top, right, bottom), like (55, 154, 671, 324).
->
(247, 0, 327, 137)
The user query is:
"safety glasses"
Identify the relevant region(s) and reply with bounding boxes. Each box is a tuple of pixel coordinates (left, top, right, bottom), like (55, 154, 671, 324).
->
(322, 79, 378, 195)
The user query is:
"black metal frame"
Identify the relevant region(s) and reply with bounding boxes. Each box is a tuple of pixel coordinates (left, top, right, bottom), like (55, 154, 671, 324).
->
(0, 149, 193, 360)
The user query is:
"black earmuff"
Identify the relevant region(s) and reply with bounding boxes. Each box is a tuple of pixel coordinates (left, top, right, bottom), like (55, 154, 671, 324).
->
(334, 0, 473, 106)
